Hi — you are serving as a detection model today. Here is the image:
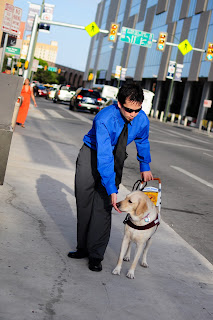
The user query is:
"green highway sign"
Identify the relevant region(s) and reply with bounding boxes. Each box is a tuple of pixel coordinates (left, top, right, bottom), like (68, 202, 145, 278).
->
(48, 66, 58, 72)
(120, 27, 154, 48)
(5, 47, 21, 55)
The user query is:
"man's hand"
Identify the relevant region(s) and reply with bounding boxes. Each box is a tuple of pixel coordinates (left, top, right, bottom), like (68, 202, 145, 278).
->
(111, 193, 121, 213)
(141, 171, 153, 182)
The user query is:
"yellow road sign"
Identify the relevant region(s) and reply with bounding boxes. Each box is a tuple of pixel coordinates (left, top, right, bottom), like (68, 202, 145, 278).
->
(178, 39, 193, 55)
(85, 22, 100, 37)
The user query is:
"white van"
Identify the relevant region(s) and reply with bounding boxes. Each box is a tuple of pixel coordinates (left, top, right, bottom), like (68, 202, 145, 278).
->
(92, 85, 118, 103)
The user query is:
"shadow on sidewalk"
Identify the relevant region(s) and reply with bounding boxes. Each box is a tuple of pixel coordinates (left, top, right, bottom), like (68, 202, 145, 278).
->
(36, 174, 76, 246)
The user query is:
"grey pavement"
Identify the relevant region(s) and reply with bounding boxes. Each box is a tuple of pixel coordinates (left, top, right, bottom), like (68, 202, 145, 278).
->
(0, 105, 213, 320)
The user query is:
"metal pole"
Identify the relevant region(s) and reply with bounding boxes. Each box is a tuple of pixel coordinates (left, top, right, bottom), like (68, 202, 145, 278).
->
(23, 14, 39, 79)
(0, 33, 8, 72)
(164, 45, 179, 122)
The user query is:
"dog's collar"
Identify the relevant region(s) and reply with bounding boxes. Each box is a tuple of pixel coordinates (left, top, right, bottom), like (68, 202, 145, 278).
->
(123, 213, 160, 230)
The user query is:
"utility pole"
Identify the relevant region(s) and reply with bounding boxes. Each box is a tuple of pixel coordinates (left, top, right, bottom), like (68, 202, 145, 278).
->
(164, 49, 178, 122)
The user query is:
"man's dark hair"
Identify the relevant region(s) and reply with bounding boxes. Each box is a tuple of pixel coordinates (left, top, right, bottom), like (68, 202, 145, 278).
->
(117, 82, 144, 105)
(6, 66, 11, 70)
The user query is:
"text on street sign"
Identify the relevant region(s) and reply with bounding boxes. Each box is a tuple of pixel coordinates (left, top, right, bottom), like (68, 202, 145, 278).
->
(120, 27, 154, 48)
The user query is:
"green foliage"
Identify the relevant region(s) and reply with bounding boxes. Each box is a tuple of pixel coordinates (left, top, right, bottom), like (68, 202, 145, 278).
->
(33, 58, 65, 84)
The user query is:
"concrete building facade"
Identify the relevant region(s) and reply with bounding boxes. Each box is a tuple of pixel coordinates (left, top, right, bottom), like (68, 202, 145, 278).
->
(21, 37, 58, 63)
(84, 0, 213, 124)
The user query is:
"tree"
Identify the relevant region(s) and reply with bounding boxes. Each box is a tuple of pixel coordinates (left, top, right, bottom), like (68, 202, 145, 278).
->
(33, 58, 65, 84)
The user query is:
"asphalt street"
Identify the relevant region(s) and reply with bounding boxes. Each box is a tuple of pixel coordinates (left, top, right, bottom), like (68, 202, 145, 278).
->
(35, 98, 213, 265)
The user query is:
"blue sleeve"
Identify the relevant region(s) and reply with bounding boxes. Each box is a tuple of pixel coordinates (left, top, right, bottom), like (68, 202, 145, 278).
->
(95, 120, 118, 195)
(134, 118, 151, 172)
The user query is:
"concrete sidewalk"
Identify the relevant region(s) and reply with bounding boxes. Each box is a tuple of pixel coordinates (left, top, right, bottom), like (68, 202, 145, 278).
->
(0, 107, 213, 320)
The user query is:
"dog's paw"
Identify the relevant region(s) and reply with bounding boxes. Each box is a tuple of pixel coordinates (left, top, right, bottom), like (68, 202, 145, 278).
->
(141, 262, 149, 268)
(126, 270, 135, 279)
(123, 256, 130, 261)
(112, 267, 121, 275)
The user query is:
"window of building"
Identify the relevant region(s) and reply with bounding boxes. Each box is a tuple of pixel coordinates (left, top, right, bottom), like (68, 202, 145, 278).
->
(117, 0, 128, 22)
(130, 3, 140, 16)
(173, 0, 182, 22)
(190, 14, 200, 30)
(188, 0, 196, 17)
(147, 0, 158, 8)
(101, 1, 110, 28)
(207, 0, 213, 10)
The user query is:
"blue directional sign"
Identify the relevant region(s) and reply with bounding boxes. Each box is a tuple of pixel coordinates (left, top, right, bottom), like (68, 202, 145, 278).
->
(120, 27, 154, 48)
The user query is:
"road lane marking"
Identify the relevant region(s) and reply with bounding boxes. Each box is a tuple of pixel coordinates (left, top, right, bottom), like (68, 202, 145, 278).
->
(150, 139, 212, 152)
(151, 124, 211, 144)
(150, 125, 177, 137)
(171, 166, 213, 189)
(29, 109, 46, 120)
(165, 128, 210, 144)
(45, 109, 64, 119)
(56, 105, 93, 125)
(203, 152, 213, 158)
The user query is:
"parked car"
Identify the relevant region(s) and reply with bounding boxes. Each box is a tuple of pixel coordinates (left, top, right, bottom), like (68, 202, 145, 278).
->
(33, 85, 48, 97)
(53, 85, 76, 103)
(69, 88, 102, 113)
(46, 87, 57, 100)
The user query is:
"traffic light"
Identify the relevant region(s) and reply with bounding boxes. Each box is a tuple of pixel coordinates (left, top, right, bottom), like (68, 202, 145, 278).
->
(24, 61, 29, 69)
(108, 23, 119, 43)
(88, 73, 93, 81)
(44, 65, 47, 71)
(157, 32, 168, 51)
(205, 42, 213, 61)
(58, 68, 61, 74)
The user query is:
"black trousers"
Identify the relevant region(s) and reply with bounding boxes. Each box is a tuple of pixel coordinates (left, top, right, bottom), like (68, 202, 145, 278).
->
(75, 144, 112, 260)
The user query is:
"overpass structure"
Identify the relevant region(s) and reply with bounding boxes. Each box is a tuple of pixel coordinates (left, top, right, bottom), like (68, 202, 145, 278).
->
(47, 61, 85, 88)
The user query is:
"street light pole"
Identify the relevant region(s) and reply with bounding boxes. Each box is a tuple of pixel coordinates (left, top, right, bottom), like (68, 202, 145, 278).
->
(164, 49, 178, 121)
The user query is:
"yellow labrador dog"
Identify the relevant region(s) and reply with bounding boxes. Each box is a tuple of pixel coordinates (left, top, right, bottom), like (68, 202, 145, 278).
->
(112, 191, 160, 279)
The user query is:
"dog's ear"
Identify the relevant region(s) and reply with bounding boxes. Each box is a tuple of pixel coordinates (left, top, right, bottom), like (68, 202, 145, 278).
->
(136, 199, 148, 216)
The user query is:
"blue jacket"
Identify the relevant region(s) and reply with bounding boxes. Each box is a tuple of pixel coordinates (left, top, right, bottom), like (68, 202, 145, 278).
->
(83, 104, 151, 195)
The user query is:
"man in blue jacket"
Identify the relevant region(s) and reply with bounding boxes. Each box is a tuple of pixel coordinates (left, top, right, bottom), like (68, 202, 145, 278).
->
(68, 83, 153, 271)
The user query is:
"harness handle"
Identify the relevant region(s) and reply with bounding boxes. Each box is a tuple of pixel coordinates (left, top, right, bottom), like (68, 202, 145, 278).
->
(132, 178, 161, 192)
(132, 179, 147, 191)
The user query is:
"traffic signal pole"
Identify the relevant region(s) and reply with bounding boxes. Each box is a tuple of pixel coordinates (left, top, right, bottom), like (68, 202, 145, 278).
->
(23, 15, 111, 79)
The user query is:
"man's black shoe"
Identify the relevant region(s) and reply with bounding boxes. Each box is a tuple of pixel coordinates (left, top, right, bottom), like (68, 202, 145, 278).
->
(67, 249, 88, 259)
(88, 258, 102, 272)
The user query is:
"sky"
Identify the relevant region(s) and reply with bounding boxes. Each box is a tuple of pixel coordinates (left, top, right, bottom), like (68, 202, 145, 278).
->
(13, 0, 101, 71)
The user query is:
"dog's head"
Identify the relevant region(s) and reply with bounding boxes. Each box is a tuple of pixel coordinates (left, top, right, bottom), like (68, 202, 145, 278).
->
(117, 191, 155, 222)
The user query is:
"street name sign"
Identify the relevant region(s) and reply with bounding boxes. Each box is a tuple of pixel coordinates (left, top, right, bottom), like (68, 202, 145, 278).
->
(120, 27, 154, 48)
(85, 22, 100, 37)
(178, 39, 193, 55)
(48, 66, 58, 72)
(5, 46, 21, 55)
